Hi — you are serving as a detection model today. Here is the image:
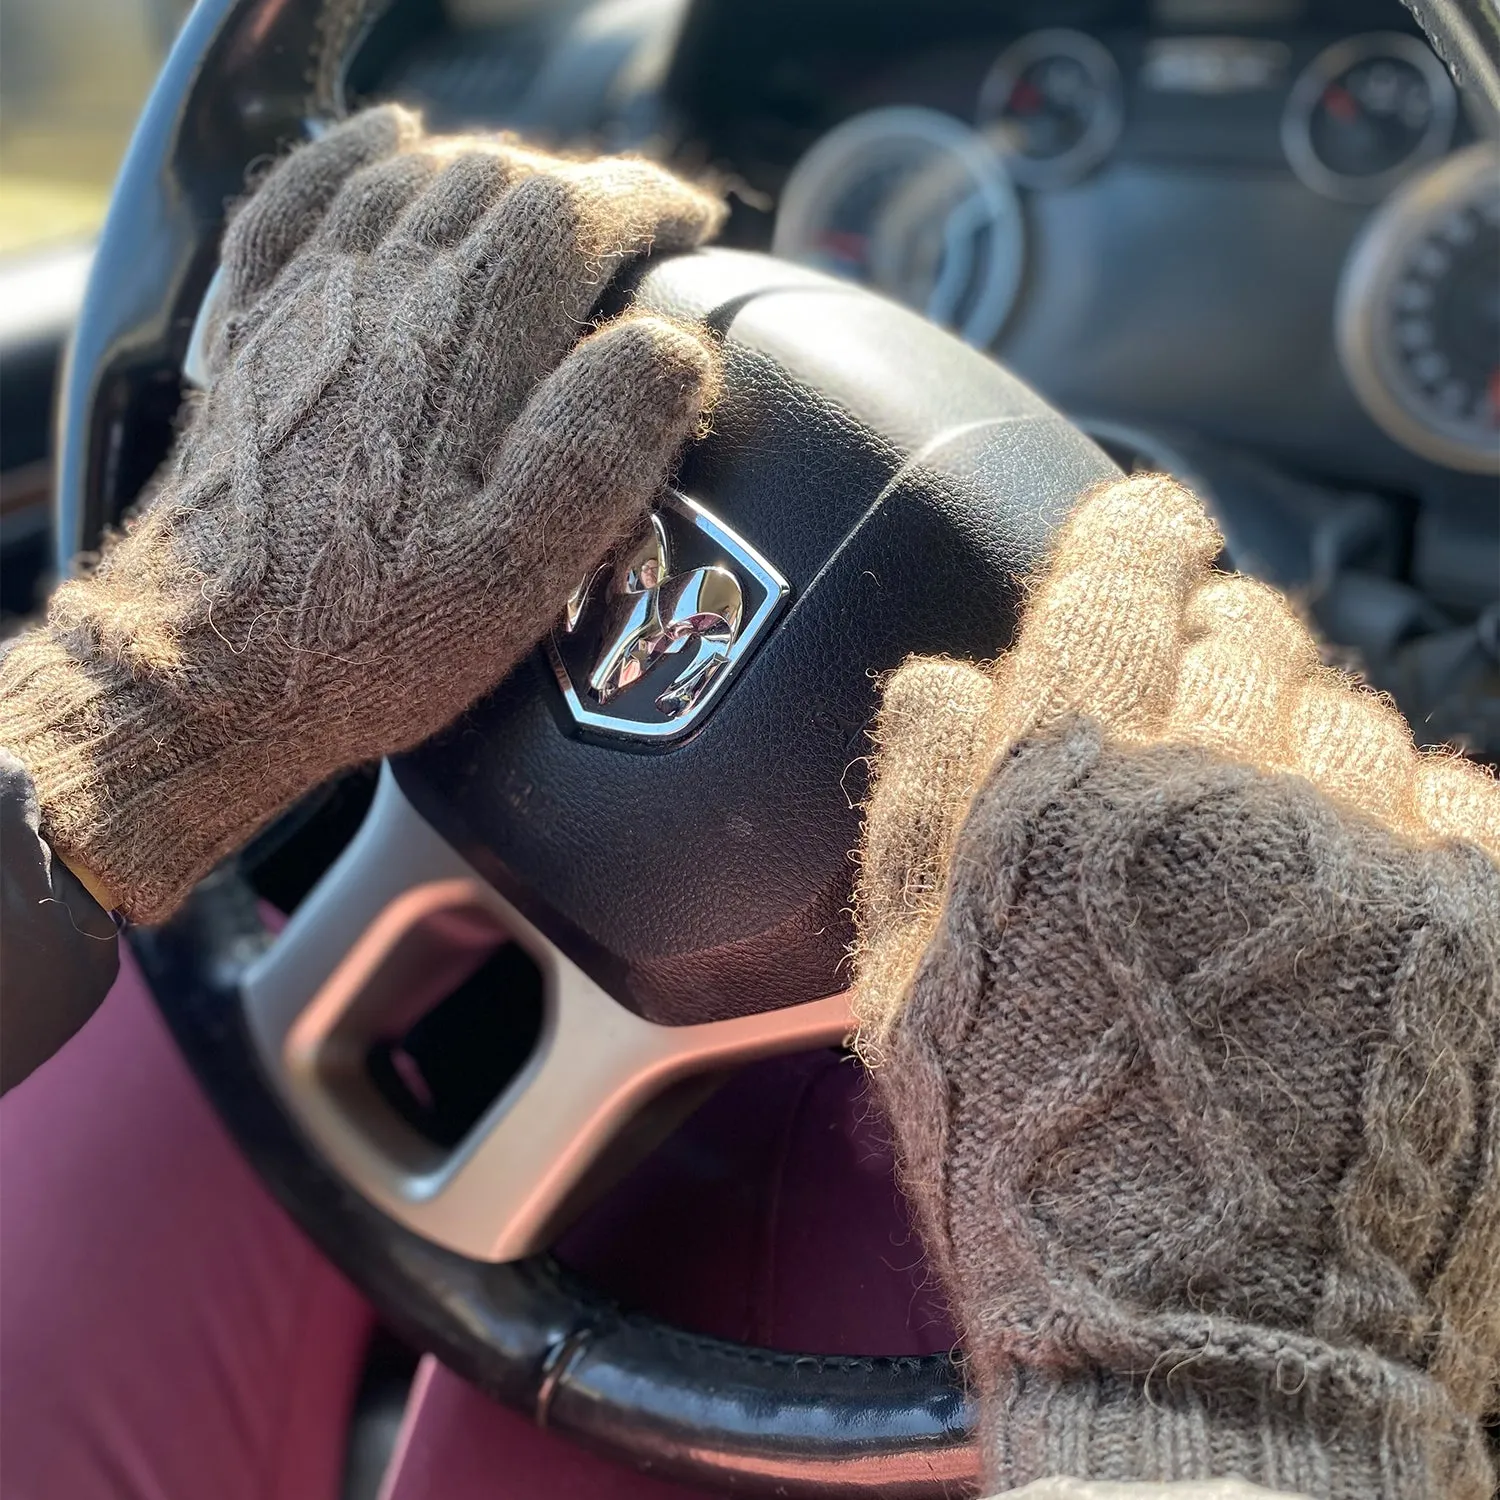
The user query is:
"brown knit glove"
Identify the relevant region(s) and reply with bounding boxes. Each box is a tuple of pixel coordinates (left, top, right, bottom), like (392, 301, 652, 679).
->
(0, 106, 723, 921)
(855, 477, 1500, 1500)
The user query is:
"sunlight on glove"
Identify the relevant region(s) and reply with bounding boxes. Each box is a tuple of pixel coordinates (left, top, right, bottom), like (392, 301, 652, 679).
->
(858, 474, 1499, 1047)
(998, 1479, 1300, 1500)
(0, 106, 724, 922)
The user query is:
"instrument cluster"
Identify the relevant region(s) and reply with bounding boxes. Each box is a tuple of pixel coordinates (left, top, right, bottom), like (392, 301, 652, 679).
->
(769, 25, 1498, 476)
(1337, 146, 1499, 474)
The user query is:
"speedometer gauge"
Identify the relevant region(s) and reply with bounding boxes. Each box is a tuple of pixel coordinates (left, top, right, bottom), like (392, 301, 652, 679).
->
(1282, 33, 1456, 201)
(772, 107, 1024, 348)
(1337, 145, 1499, 474)
(977, 30, 1124, 189)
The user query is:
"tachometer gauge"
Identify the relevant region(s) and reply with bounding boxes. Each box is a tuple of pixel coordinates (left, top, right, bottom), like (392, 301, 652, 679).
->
(772, 107, 1024, 348)
(1336, 144, 1499, 474)
(1282, 33, 1456, 201)
(977, 30, 1124, 189)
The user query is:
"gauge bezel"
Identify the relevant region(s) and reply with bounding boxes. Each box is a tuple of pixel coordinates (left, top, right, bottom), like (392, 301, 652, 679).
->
(1282, 32, 1458, 203)
(1335, 142, 1499, 475)
(976, 28, 1125, 190)
(771, 105, 1025, 348)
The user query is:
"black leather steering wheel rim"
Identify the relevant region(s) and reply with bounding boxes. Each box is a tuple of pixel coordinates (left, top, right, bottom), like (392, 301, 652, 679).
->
(131, 870, 980, 1497)
(61, 2, 1499, 1496)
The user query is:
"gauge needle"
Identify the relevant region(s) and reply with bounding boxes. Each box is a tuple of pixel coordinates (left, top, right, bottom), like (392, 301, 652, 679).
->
(817, 229, 868, 269)
(1323, 84, 1359, 122)
(928, 194, 987, 333)
(1009, 78, 1043, 114)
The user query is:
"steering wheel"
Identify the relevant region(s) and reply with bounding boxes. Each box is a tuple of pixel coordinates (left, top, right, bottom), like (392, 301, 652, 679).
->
(56, 1, 1500, 1495)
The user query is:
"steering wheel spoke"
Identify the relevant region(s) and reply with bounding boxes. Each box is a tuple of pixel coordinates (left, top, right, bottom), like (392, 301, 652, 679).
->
(244, 766, 853, 1262)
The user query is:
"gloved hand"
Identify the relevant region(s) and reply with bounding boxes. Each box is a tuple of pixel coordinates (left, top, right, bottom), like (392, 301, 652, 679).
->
(855, 476, 1500, 1499)
(0, 106, 723, 922)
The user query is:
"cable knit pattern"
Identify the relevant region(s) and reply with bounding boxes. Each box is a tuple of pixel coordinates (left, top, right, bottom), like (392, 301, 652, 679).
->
(0, 106, 724, 920)
(856, 477, 1500, 1061)
(854, 477, 1500, 1498)
(879, 722, 1499, 1498)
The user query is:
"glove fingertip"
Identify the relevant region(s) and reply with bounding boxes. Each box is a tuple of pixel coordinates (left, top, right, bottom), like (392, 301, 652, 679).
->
(854, 657, 998, 1049)
(1059, 473, 1224, 584)
(1413, 754, 1500, 863)
(1286, 673, 1418, 829)
(219, 103, 425, 311)
(578, 312, 724, 444)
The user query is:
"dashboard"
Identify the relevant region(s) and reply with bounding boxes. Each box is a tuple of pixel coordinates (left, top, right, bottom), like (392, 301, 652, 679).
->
(767, 30, 1495, 478)
(660, 1, 1498, 493)
(356, 0, 1498, 750)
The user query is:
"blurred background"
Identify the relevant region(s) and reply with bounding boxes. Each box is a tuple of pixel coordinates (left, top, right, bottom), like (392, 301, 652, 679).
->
(0, 0, 191, 623)
(1, 0, 1495, 760)
(0, 0, 190, 252)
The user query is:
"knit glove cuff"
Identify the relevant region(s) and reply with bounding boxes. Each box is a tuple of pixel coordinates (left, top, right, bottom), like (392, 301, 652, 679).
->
(989, 1329, 1482, 1499)
(871, 718, 1500, 1500)
(0, 631, 315, 919)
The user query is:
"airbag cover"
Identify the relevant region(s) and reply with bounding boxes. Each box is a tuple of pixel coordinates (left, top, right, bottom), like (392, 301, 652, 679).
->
(393, 249, 1118, 1024)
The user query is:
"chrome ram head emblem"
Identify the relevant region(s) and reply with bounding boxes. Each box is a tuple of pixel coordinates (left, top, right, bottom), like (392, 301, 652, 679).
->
(549, 491, 789, 742)
(577, 514, 744, 709)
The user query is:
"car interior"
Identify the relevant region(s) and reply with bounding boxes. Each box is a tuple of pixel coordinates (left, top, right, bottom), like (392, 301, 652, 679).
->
(1, 0, 1496, 1496)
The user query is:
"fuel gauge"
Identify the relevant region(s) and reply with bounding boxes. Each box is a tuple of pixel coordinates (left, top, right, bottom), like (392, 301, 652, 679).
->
(978, 30, 1124, 189)
(1283, 33, 1456, 201)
